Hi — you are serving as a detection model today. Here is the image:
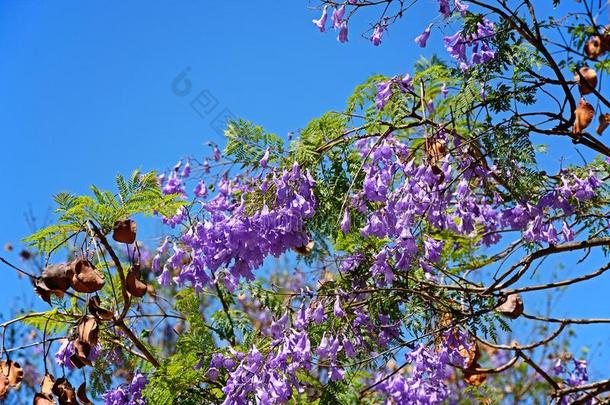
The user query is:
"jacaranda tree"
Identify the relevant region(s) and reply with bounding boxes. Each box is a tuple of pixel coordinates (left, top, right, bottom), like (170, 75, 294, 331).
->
(2, 0, 610, 403)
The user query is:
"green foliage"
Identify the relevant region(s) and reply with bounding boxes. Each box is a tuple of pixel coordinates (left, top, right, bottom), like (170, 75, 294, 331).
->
(20, 309, 74, 335)
(143, 288, 217, 404)
(224, 119, 285, 169)
(23, 170, 183, 253)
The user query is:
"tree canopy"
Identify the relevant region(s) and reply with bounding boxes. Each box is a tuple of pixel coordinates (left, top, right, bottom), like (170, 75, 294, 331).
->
(2, 0, 610, 404)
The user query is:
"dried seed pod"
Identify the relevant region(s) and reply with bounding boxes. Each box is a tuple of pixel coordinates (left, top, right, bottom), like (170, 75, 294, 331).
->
(77, 316, 99, 347)
(33, 393, 55, 405)
(425, 138, 446, 166)
(0, 372, 8, 399)
(112, 219, 137, 244)
(34, 278, 65, 305)
(40, 373, 55, 395)
(585, 35, 604, 59)
(597, 113, 610, 135)
(87, 295, 114, 321)
(463, 363, 487, 386)
(76, 382, 93, 405)
(69, 340, 91, 369)
(70, 259, 104, 293)
(41, 264, 73, 292)
(52, 378, 77, 405)
(573, 98, 595, 134)
(126, 267, 148, 298)
(575, 67, 598, 95)
(34, 278, 54, 305)
(1, 360, 24, 388)
(292, 240, 315, 256)
(496, 294, 524, 319)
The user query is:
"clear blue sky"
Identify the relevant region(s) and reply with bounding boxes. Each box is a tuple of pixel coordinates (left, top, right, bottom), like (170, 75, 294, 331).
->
(0, 0, 608, 377)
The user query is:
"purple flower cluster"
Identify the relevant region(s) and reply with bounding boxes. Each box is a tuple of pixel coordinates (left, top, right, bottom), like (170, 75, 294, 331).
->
(219, 291, 410, 403)
(156, 162, 317, 292)
(342, 134, 601, 285)
(221, 326, 313, 404)
(375, 329, 472, 404)
(159, 160, 188, 196)
(443, 18, 496, 70)
(375, 73, 413, 110)
(438, 0, 468, 18)
(553, 357, 590, 404)
(313, 4, 349, 43)
(101, 371, 148, 405)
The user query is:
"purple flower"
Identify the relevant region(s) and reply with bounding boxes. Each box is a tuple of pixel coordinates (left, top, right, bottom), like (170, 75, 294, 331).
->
(333, 296, 346, 318)
(329, 364, 345, 381)
(181, 161, 191, 178)
(424, 238, 444, 262)
(103, 371, 148, 405)
(338, 21, 349, 43)
(561, 221, 574, 241)
(312, 302, 326, 324)
(375, 80, 393, 109)
(438, 0, 451, 17)
(340, 210, 351, 233)
(313, 6, 328, 32)
(371, 23, 385, 46)
(55, 340, 75, 369)
(553, 358, 564, 375)
(213, 145, 221, 161)
(260, 147, 270, 168)
(454, 0, 468, 15)
(415, 24, 432, 48)
(194, 180, 208, 198)
(331, 5, 345, 30)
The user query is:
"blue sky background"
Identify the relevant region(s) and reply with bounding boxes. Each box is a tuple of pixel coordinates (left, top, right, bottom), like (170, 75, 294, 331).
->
(0, 0, 609, 380)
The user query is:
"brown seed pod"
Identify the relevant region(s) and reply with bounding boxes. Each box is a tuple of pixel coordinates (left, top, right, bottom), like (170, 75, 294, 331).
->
(33, 393, 55, 405)
(575, 67, 598, 95)
(425, 138, 446, 166)
(585, 35, 604, 59)
(70, 259, 104, 293)
(597, 113, 610, 135)
(126, 267, 148, 298)
(52, 378, 77, 405)
(293, 240, 315, 256)
(41, 264, 74, 292)
(496, 294, 524, 319)
(69, 340, 92, 369)
(112, 219, 137, 244)
(76, 382, 93, 405)
(77, 316, 99, 347)
(573, 98, 595, 134)
(1, 360, 24, 388)
(87, 295, 114, 321)
(34, 278, 65, 305)
(0, 372, 8, 400)
(40, 373, 55, 395)
(463, 363, 487, 386)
